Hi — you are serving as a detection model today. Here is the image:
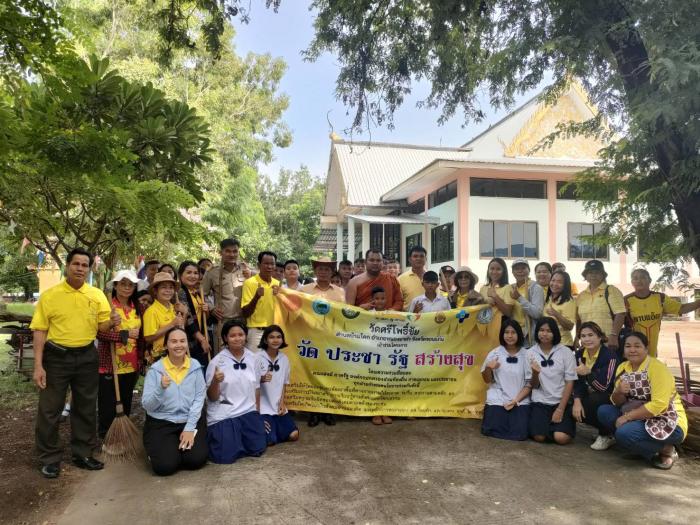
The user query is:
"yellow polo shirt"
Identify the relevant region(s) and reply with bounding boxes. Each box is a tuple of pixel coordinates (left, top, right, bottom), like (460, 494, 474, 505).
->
(241, 275, 280, 328)
(545, 298, 577, 346)
(576, 283, 625, 335)
(143, 300, 176, 358)
(162, 355, 191, 385)
(626, 293, 681, 358)
(614, 356, 687, 437)
(398, 270, 425, 310)
(30, 280, 111, 347)
(580, 347, 600, 369)
(300, 282, 346, 303)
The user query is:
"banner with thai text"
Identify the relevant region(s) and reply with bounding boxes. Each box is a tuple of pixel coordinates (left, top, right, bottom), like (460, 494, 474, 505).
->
(274, 289, 502, 418)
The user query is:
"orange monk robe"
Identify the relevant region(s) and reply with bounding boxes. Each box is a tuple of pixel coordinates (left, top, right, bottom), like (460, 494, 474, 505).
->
(354, 272, 403, 311)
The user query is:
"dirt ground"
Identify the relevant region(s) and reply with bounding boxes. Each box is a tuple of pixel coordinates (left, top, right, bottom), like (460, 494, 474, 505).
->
(1, 320, 699, 524)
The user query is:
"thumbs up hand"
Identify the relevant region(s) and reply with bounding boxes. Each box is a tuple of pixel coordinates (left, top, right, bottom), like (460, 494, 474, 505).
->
(110, 308, 121, 328)
(161, 374, 171, 389)
(213, 366, 225, 384)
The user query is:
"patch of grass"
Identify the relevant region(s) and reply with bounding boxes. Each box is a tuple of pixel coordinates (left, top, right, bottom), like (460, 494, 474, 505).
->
(0, 335, 37, 410)
(6, 302, 35, 316)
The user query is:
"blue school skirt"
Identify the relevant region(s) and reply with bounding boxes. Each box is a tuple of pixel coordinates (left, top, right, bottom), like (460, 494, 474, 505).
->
(262, 413, 298, 445)
(528, 402, 576, 440)
(207, 411, 267, 464)
(481, 403, 531, 441)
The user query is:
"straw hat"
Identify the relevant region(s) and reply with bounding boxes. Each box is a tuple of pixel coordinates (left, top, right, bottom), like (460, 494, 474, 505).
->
(111, 269, 139, 285)
(148, 271, 179, 295)
(454, 266, 479, 287)
(311, 256, 337, 270)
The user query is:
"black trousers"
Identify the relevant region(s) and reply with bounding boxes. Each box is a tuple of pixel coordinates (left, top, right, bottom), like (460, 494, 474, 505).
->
(98, 372, 139, 438)
(143, 415, 208, 476)
(36, 343, 98, 465)
(581, 390, 612, 435)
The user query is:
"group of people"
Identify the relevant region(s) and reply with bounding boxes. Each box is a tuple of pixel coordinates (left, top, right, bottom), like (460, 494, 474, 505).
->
(29, 239, 694, 479)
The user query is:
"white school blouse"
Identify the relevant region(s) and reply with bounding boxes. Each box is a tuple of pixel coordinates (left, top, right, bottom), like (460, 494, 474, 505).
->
(527, 344, 577, 405)
(255, 350, 291, 416)
(480, 346, 532, 406)
(205, 348, 261, 425)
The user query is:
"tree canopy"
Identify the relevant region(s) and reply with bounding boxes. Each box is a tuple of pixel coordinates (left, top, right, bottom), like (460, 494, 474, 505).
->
(306, 0, 700, 279)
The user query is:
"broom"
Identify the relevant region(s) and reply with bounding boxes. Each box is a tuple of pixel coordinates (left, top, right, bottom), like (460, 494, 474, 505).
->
(103, 341, 143, 462)
(200, 287, 211, 361)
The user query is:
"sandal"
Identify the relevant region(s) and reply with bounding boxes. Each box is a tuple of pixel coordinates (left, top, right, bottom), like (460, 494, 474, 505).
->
(381, 416, 393, 424)
(371, 416, 383, 425)
(652, 449, 678, 470)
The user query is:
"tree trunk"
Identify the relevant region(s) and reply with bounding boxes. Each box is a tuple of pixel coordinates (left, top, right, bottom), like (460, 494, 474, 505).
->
(601, 1, 700, 269)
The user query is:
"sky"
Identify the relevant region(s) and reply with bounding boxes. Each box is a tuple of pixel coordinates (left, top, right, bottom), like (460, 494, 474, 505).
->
(233, 2, 546, 180)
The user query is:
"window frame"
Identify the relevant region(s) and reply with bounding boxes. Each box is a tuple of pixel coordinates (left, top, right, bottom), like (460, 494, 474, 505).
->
(430, 222, 454, 264)
(470, 178, 547, 199)
(478, 220, 540, 259)
(567, 222, 609, 261)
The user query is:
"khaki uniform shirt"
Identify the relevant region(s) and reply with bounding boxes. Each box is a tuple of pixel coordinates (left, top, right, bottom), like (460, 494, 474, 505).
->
(201, 264, 247, 319)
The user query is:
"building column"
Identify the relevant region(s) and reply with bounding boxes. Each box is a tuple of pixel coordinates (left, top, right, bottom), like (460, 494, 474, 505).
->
(547, 178, 557, 261)
(347, 217, 355, 261)
(361, 222, 370, 257)
(336, 221, 343, 260)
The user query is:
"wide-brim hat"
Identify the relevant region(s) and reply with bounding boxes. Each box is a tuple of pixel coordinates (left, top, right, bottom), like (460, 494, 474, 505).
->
(582, 259, 608, 278)
(454, 266, 479, 286)
(111, 269, 139, 285)
(148, 271, 179, 295)
(311, 256, 337, 270)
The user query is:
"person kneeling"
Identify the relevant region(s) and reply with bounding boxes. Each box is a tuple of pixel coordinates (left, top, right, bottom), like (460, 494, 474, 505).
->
(528, 317, 577, 445)
(597, 332, 687, 469)
(206, 320, 267, 463)
(480, 319, 532, 441)
(142, 327, 208, 476)
(256, 325, 299, 445)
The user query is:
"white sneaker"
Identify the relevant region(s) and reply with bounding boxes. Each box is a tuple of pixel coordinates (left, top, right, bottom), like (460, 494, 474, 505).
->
(590, 435, 615, 451)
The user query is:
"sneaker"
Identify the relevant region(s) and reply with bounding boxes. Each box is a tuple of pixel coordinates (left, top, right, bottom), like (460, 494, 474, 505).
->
(590, 435, 615, 451)
(40, 463, 61, 479)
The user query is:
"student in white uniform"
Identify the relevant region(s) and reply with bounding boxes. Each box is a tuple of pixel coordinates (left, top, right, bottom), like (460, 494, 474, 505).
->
(408, 271, 451, 313)
(527, 317, 577, 445)
(205, 320, 266, 463)
(481, 319, 533, 441)
(255, 325, 299, 445)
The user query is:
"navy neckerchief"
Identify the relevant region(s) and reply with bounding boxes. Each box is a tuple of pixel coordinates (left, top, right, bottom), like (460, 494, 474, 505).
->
(538, 348, 557, 367)
(266, 358, 280, 372)
(232, 356, 247, 370)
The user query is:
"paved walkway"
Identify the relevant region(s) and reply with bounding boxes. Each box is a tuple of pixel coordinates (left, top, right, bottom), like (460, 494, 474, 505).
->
(56, 418, 699, 525)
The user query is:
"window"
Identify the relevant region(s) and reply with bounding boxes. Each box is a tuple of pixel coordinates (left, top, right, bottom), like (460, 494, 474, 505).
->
(568, 223, 608, 260)
(556, 181, 577, 200)
(405, 232, 422, 263)
(428, 181, 457, 209)
(406, 198, 425, 214)
(479, 220, 538, 258)
(431, 223, 454, 263)
(369, 224, 401, 260)
(470, 178, 547, 199)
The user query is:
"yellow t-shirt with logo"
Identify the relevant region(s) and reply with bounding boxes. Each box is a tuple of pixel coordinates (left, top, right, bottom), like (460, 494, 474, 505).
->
(398, 270, 425, 310)
(143, 300, 176, 359)
(241, 274, 280, 328)
(545, 297, 577, 346)
(625, 293, 681, 358)
(30, 280, 111, 347)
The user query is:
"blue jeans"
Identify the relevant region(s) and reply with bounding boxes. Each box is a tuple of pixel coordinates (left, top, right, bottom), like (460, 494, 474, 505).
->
(598, 404, 685, 460)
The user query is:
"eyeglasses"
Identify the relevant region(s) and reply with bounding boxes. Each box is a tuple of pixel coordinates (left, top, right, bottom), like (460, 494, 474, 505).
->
(233, 359, 247, 370)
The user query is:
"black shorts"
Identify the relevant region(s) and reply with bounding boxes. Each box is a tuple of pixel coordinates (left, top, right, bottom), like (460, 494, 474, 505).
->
(528, 402, 576, 440)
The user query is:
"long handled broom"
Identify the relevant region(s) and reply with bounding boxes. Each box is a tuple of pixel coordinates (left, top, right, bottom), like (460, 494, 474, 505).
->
(200, 287, 211, 361)
(103, 341, 143, 462)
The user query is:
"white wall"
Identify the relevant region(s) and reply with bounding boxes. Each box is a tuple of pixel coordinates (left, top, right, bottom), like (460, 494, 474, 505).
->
(425, 198, 458, 272)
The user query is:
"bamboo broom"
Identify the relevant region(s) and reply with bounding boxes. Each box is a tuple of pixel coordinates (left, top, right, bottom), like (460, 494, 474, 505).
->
(103, 342, 143, 462)
(200, 287, 211, 361)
